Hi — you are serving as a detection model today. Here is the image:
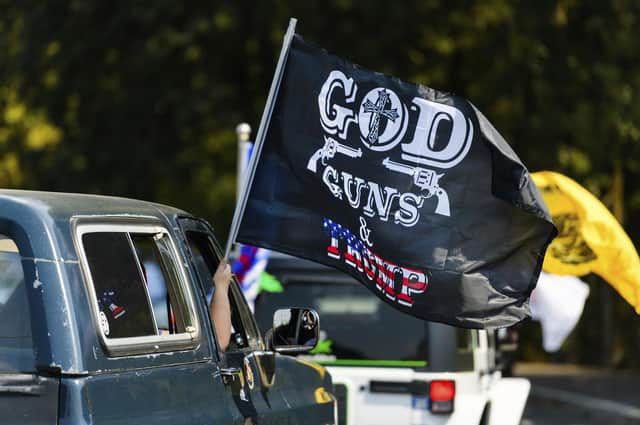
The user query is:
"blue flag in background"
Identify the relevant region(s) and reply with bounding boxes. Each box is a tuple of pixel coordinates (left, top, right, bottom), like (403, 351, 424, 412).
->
(232, 245, 270, 311)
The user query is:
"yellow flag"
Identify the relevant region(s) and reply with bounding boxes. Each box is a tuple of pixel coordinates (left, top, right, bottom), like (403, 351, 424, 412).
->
(532, 171, 640, 314)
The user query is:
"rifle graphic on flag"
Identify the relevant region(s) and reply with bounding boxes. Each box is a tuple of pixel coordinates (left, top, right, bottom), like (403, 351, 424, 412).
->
(226, 19, 557, 328)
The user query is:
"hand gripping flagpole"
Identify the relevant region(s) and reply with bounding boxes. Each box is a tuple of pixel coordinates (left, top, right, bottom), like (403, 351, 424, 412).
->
(224, 18, 297, 258)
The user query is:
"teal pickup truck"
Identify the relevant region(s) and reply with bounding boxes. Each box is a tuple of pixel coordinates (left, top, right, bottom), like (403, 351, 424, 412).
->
(0, 189, 336, 424)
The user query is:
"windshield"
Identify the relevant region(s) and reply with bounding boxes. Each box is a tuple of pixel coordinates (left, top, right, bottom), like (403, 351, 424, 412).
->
(254, 280, 428, 366)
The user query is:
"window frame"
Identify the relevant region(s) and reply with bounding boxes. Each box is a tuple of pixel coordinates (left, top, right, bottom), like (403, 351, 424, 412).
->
(72, 216, 201, 357)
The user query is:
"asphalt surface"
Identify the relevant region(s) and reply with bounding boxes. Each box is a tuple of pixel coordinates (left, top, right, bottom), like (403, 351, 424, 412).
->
(515, 363, 640, 425)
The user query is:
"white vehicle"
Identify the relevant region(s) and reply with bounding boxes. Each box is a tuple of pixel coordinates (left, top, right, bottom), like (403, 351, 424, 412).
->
(253, 254, 529, 425)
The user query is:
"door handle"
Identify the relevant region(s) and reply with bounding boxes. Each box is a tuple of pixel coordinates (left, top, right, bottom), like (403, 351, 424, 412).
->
(0, 374, 48, 395)
(219, 367, 242, 385)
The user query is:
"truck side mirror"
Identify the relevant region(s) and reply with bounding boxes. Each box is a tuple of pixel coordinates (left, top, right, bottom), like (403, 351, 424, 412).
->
(270, 308, 319, 354)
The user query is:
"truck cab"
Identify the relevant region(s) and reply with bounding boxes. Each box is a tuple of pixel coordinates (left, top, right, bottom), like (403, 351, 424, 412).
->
(254, 254, 530, 425)
(0, 190, 335, 424)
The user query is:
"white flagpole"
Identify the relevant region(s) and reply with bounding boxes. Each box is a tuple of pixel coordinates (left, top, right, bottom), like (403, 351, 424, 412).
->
(235, 122, 252, 202)
(224, 17, 298, 258)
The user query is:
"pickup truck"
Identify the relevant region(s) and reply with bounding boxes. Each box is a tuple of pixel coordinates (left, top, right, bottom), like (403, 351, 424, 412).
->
(254, 254, 530, 425)
(0, 189, 336, 424)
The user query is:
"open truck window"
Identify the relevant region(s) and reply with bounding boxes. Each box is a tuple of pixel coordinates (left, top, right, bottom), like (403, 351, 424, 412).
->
(184, 230, 258, 351)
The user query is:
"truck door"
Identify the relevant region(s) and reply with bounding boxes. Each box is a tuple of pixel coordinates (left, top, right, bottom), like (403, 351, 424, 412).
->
(70, 219, 239, 425)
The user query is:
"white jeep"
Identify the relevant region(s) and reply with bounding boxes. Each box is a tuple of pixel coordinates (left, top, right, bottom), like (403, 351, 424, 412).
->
(254, 253, 529, 425)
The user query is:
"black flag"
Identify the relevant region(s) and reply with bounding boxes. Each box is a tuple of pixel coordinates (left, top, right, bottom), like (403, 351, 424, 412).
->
(235, 32, 556, 328)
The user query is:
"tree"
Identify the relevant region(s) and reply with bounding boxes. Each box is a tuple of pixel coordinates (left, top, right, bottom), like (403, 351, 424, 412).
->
(1, 0, 639, 368)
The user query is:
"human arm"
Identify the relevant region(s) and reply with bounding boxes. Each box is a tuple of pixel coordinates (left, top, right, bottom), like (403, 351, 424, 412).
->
(210, 259, 232, 352)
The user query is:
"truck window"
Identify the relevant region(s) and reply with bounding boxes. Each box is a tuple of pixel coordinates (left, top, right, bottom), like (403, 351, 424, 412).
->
(82, 232, 157, 338)
(184, 231, 259, 351)
(77, 224, 199, 354)
(131, 234, 191, 335)
(0, 236, 34, 372)
(455, 327, 475, 370)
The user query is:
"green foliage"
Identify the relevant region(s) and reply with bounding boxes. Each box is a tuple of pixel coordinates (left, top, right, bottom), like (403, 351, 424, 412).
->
(1, 0, 640, 368)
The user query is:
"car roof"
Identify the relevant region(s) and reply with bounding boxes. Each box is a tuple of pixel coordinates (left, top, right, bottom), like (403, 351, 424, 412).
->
(0, 189, 188, 221)
(0, 189, 194, 262)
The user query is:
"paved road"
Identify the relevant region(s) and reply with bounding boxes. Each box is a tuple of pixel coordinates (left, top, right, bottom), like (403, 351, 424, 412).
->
(515, 363, 640, 425)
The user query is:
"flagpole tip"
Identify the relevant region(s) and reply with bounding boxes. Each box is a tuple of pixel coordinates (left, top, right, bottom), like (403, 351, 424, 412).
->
(236, 123, 252, 142)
